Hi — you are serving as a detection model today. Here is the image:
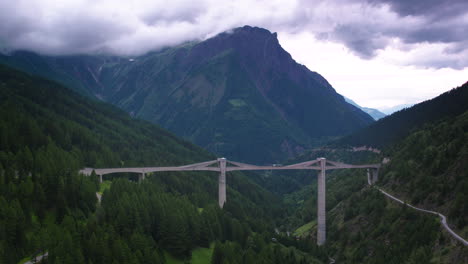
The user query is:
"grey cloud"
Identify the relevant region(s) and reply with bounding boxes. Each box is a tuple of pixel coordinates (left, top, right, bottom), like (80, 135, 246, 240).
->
(0, 0, 467, 69)
(369, 0, 468, 46)
(332, 24, 389, 58)
(141, 2, 207, 26)
(52, 15, 133, 54)
(316, 0, 468, 68)
(410, 56, 468, 70)
(368, 0, 468, 19)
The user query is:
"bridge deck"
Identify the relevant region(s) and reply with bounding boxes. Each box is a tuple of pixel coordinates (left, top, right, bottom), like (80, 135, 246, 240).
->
(79, 158, 381, 176)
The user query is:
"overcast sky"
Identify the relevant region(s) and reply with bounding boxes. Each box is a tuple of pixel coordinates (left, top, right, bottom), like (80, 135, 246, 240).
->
(1, 0, 467, 111)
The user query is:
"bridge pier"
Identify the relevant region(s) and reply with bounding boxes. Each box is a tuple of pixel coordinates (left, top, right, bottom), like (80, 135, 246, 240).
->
(218, 158, 227, 208)
(372, 168, 379, 184)
(367, 169, 372, 185)
(139, 172, 146, 182)
(317, 158, 326, 246)
(367, 168, 379, 185)
(99, 174, 103, 183)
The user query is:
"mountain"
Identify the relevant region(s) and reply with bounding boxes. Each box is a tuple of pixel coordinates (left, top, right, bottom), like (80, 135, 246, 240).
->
(272, 93, 468, 262)
(380, 103, 414, 115)
(0, 26, 374, 163)
(0, 64, 327, 264)
(337, 82, 468, 148)
(345, 97, 386, 120)
(323, 107, 468, 263)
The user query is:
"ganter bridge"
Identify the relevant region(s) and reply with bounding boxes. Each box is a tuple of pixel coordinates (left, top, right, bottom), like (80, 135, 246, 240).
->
(80, 158, 381, 246)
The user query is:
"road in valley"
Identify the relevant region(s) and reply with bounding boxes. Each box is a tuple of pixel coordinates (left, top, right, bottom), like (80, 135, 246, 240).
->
(377, 187, 468, 246)
(24, 252, 48, 264)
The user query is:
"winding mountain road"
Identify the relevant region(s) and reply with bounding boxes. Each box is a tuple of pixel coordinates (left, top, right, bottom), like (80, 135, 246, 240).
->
(24, 252, 48, 264)
(377, 187, 468, 246)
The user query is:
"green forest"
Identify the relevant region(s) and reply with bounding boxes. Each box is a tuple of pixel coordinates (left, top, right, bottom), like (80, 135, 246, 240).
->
(0, 62, 467, 264)
(0, 64, 326, 263)
(337, 82, 468, 148)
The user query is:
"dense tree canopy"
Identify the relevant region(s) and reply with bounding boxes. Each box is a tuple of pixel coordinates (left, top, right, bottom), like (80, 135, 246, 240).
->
(0, 64, 326, 263)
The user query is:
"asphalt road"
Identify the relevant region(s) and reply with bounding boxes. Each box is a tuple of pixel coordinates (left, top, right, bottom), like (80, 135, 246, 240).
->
(24, 252, 48, 264)
(377, 187, 468, 246)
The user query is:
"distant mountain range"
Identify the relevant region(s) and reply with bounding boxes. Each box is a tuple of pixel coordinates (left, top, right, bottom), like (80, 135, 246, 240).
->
(337, 81, 468, 148)
(0, 26, 374, 163)
(379, 103, 414, 115)
(344, 97, 386, 120)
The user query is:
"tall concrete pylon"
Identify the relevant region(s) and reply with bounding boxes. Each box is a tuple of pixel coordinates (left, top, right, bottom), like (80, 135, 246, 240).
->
(367, 169, 372, 185)
(317, 157, 326, 246)
(139, 172, 146, 182)
(372, 168, 379, 184)
(218, 158, 227, 208)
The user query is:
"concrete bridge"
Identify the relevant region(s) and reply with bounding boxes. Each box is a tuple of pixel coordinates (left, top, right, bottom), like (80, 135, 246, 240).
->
(80, 158, 381, 246)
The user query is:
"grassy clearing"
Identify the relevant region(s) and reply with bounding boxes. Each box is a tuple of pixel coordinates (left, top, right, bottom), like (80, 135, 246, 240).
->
(228, 99, 247, 107)
(164, 252, 183, 264)
(294, 221, 316, 237)
(191, 244, 214, 264)
(98, 180, 112, 194)
(164, 243, 214, 264)
(17, 256, 31, 264)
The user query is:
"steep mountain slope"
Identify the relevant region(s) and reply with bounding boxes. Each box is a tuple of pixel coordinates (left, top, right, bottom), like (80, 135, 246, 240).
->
(337, 81, 468, 148)
(274, 131, 467, 263)
(272, 84, 468, 263)
(379, 111, 468, 232)
(324, 111, 468, 263)
(0, 64, 327, 264)
(0, 26, 374, 163)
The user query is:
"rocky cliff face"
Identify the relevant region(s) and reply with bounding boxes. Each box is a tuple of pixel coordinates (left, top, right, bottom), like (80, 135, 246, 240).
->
(0, 26, 374, 163)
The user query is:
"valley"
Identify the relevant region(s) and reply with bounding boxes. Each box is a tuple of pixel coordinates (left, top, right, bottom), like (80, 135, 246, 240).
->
(0, 26, 374, 163)
(0, 63, 466, 263)
(0, 15, 467, 264)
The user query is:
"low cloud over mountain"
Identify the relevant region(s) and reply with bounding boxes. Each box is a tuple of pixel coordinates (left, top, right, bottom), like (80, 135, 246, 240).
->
(1, 0, 467, 69)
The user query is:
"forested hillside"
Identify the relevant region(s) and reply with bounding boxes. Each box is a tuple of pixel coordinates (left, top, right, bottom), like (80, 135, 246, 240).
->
(274, 146, 466, 263)
(1, 58, 466, 264)
(379, 111, 468, 233)
(274, 90, 468, 262)
(337, 82, 468, 148)
(0, 65, 326, 264)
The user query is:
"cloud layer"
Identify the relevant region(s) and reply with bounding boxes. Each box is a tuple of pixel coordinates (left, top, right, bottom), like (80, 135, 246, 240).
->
(1, 0, 467, 69)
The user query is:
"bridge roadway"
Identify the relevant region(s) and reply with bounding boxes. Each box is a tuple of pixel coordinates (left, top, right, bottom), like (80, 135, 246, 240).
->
(80, 157, 380, 246)
(79, 158, 380, 175)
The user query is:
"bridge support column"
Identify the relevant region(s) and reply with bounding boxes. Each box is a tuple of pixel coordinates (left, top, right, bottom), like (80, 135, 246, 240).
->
(317, 158, 326, 246)
(367, 169, 372, 185)
(218, 158, 227, 208)
(372, 168, 379, 184)
(139, 172, 145, 182)
(99, 174, 103, 183)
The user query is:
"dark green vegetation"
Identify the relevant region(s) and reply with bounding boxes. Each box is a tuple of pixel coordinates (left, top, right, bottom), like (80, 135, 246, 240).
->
(0, 26, 374, 163)
(276, 146, 467, 263)
(338, 81, 468, 148)
(1, 32, 467, 263)
(379, 110, 468, 232)
(0, 64, 329, 263)
(273, 83, 468, 263)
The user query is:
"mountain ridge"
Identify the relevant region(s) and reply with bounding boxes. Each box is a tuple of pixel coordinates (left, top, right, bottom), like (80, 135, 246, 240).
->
(0, 26, 374, 163)
(336, 81, 468, 148)
(344, 97, 386, 120)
